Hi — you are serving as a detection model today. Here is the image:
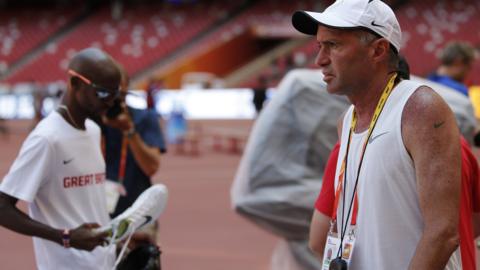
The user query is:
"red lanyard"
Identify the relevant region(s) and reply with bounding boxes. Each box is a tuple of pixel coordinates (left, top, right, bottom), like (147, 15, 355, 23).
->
(117, 136, 128, 182)
(332, 73, 398, 227)
(101, 135, 128, 183)
(333, 162, 359, 225)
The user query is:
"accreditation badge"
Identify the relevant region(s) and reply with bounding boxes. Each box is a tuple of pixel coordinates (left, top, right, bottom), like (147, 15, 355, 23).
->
(322, 235, 341, 270)
(322, 228, 356, 269)
(341, 228, 356, 263)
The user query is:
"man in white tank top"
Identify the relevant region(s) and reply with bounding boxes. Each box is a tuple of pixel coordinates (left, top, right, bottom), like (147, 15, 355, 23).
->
(0, 48, 122, 269)
(292, 1, 462, 269)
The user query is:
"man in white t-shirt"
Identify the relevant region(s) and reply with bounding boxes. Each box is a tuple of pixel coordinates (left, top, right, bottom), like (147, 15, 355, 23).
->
(0, 48, 122, 269)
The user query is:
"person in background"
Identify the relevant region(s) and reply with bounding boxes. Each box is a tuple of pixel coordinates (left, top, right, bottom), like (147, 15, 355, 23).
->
(252, 75, 268, 115)
(311, 134, 480, 270)
(101, 64, 166, 249)
(145, 77, 164, 111)
(428, 41, 475, 97)
(32, 80, 46, 128)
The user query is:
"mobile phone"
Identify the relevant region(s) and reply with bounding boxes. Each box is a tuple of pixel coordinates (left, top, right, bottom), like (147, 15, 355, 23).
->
(106, 99, 123, 119)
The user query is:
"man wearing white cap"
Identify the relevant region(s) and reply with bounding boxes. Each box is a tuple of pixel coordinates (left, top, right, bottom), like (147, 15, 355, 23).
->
(292, 0, 462, 269)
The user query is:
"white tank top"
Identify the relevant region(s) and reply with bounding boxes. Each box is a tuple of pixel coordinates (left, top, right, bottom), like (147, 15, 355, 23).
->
(335, 80, 461, 269)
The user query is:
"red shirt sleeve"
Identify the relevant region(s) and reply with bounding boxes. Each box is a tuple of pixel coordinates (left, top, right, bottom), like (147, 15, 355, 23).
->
(315, 142, 340, 217)
(461, 138, 480, 212)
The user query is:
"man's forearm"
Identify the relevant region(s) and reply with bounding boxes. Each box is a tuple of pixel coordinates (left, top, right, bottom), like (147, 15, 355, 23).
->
(127, 133, 160, 176)
(0, 197, 62, 245)
(408, 229, 459, 270)
(309, 210, 331, 258)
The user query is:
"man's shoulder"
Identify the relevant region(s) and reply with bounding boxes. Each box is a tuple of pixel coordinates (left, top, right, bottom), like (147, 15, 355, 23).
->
(31, 112, 63, 137)
(393, 79, 434, 98)
(401, 83, 454, 134)
(404, 84, 444, 112)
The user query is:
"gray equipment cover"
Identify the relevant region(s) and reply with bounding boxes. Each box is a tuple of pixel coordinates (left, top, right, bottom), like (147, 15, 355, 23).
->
(231, 69, 348, 270)
(232, 69, 348, 241)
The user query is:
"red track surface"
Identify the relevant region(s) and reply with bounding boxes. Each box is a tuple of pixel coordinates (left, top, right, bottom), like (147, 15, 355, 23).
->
(0, 119, 479, 269)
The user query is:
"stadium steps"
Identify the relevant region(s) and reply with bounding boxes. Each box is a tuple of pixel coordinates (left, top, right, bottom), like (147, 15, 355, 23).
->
(222, 37, 310, 88)
(1, 6, 96, 81)
(131, 0, 256, 85)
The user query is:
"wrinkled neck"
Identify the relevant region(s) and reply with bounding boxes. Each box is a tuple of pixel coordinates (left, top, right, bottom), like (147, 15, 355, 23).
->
(348, 74, 397, 133)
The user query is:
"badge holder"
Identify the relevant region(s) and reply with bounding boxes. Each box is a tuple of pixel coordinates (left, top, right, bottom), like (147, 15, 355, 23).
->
(322, 221, 338, 270)
(322, 223, 356, 270)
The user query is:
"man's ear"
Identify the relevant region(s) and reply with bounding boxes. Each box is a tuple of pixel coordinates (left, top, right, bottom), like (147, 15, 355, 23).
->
(69, 77, 80, 90)
(371, 38, 390, 63)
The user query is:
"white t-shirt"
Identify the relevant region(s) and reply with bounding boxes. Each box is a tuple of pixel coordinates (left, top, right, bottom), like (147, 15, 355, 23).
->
(0, 111, 114, 270)
(335, 80, 461, 269)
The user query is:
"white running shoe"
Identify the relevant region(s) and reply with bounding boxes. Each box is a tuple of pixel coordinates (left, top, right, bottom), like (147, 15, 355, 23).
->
(98, 184, 168, 244)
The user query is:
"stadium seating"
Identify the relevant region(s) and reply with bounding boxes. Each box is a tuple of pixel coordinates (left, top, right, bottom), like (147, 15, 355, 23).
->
(396, 0, 480, 82)
(151, 0, 319, 83)
(5, 2, 239, 83)
(0, 7, 79, 73)
(4, 0, 480, 86)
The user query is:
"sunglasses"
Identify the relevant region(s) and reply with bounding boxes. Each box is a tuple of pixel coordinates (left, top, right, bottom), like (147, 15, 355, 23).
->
(68, 69, 120, 100)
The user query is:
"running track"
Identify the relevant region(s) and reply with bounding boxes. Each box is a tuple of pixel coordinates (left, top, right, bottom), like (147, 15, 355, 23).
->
(0, 119, 478, 269)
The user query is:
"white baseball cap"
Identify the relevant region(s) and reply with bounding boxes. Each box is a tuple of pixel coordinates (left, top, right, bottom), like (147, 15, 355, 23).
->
(292, 0, 402, 52)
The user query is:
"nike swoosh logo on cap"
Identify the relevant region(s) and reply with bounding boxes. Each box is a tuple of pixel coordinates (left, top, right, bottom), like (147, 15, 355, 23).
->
(368, 131, 389, 144)
(371, 21, 384, 28)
